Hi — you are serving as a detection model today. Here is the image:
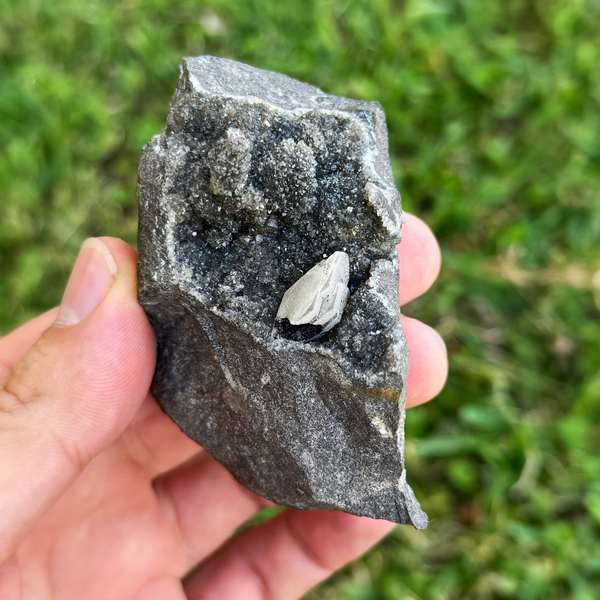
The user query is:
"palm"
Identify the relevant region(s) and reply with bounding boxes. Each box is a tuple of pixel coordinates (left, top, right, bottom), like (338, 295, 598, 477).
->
(17, 397, 256, 599)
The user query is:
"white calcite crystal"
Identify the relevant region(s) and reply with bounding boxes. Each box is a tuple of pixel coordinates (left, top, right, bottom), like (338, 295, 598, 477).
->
(276, 251, 350, 334)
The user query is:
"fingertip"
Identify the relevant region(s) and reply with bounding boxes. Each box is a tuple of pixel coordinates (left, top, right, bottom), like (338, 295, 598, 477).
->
(92, 237, 156, 390)
(402, 315, 448, 408)
(97, 237, 140, 293)
(398, 214, 441, 305)
(38, 235, 156, 440)
(98, 236, 138, 263)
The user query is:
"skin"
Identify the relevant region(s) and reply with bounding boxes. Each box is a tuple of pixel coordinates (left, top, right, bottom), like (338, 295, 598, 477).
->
(0, 213, 447, 600)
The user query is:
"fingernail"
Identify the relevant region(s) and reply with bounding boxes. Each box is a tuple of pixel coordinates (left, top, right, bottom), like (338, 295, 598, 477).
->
(55, 238, 117, 327)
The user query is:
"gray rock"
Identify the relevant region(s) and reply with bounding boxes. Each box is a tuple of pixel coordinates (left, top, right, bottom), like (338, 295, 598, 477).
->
(137, 56, 427, 528)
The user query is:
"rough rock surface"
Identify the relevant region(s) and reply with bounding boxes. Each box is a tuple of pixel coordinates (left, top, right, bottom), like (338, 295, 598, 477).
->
(137, 56, 427, 528)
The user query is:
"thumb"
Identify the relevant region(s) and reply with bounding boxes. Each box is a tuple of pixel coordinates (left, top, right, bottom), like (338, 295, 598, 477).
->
(0, 237, 156, 562)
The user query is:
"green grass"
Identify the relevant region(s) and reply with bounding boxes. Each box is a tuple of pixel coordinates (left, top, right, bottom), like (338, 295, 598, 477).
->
(2, 0, 600, 597)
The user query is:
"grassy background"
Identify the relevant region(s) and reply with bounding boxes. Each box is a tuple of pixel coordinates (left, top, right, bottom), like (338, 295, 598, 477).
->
(2, 0, 600, 597)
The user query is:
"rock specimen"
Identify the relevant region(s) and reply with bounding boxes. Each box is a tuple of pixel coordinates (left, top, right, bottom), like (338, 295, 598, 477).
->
(137, 56, 427, 528)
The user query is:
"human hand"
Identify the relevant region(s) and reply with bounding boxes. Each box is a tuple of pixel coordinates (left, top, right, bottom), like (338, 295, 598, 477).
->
(0, 214, 447, 600)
